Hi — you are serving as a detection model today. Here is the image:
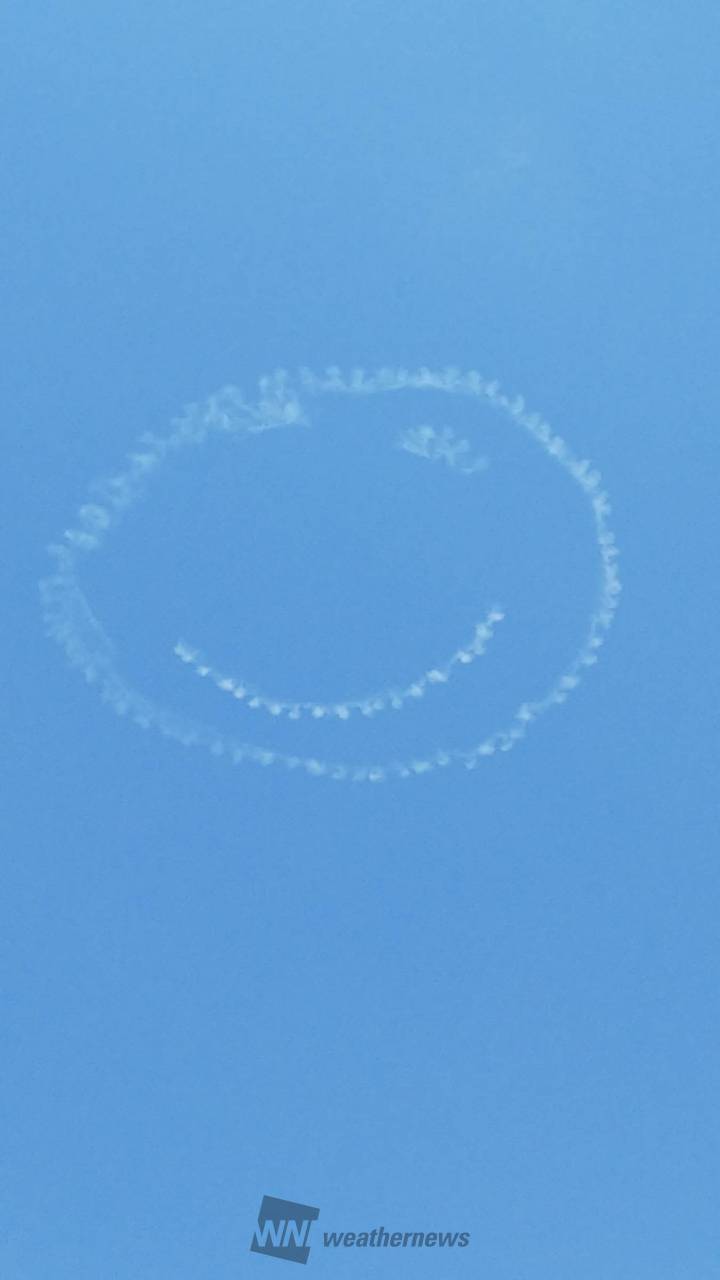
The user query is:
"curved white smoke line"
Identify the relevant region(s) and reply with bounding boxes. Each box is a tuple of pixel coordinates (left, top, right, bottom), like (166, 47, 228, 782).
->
(40, 367, 621, 783)
(173, 606, 505, 723)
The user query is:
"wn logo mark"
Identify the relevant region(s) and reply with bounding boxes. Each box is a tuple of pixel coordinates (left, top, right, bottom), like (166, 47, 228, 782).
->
(250, 1196, 320, 1265)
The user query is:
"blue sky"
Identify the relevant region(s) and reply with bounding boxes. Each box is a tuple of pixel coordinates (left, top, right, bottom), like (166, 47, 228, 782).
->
(2, 1, 719, 1276)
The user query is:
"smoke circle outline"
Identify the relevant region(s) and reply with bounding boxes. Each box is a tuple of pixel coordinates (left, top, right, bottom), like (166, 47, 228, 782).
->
(40, 366, 621, 783)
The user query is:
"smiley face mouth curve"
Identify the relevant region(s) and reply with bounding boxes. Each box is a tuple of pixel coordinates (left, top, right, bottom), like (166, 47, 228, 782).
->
(173, 606, 505, 723)
(40, 366, 621, 783)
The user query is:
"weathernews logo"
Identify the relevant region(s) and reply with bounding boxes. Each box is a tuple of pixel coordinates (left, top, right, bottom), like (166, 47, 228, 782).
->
(250, 1193, 472, 1264)
(250, 1196, 320, 1265)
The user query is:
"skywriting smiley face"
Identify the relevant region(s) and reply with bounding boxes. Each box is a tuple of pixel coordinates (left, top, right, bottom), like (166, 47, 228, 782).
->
(41, 367, 620, 783)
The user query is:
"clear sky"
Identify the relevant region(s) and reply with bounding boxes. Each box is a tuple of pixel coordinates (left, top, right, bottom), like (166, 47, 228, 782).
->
(2, 2, 719, 1277)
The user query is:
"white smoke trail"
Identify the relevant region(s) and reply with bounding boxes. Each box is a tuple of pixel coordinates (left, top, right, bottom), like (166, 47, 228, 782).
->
(397, 423, 489, 475)
(40, 367, 621, 782)
(173, 606, 504, 722)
